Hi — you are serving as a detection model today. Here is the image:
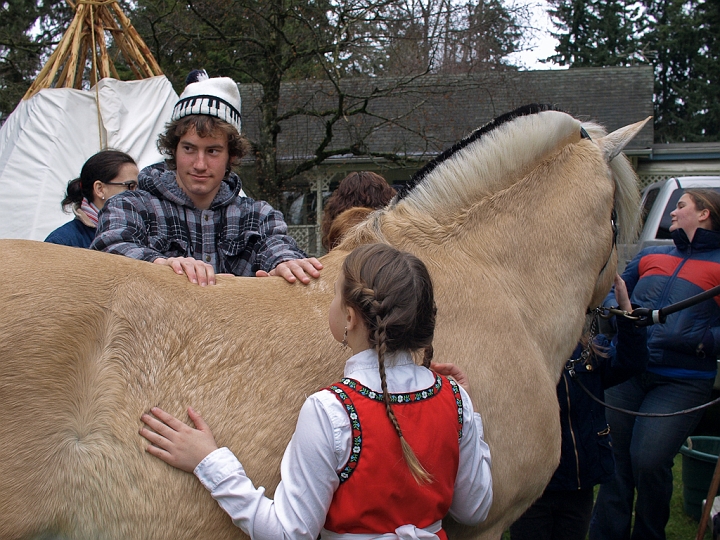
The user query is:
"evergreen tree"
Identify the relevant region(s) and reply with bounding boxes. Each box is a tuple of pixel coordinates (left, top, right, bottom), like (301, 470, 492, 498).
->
(646, 0, 719, 141)
(547, 0, 719, 142)
(0, 0, 72, 123)
(546, 0, 643, 66)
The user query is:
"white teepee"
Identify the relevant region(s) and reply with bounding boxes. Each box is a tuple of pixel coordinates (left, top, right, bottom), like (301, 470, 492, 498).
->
(0, 0, 178, 240)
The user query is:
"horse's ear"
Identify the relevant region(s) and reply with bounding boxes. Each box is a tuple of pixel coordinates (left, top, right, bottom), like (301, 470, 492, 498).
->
(596, 116, 652, 163)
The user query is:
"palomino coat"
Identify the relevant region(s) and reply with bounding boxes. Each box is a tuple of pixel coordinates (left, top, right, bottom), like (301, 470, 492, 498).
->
(0, 105, 649, 540)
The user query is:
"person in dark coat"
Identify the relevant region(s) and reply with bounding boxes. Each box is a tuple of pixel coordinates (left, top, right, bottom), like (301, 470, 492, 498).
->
(510, 274, 648, 540)
(591, 189, 720, 540)
(44, 150, 138, 248)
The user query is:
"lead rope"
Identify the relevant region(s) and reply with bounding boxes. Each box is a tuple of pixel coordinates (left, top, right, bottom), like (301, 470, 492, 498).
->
(569, 309, 720, 417)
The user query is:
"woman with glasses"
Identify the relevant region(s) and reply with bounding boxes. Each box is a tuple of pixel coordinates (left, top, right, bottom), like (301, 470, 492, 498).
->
(45, 150, 138, 248)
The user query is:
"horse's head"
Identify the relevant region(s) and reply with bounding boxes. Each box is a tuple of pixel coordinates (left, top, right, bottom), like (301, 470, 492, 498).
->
(338, 104, 650, 319)
(582, 116, 651, 308)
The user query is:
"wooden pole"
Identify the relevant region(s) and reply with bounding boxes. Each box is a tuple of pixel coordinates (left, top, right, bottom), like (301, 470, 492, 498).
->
(110, 2, 163, 75)
(23, 0, 164, 100)
(95, 17, 111, 79)
(23, 7, 83, 98)
(59, 4, 86, 88)
(98, 9, 142, 79)
(696, 453, 720, 540)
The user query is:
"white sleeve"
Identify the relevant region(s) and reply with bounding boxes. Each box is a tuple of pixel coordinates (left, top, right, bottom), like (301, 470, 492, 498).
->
(447, 385, 493, 524)
(193, 393, 346, 539)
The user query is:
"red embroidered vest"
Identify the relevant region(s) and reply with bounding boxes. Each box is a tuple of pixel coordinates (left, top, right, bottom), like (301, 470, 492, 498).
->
(323, 375, 463, 538)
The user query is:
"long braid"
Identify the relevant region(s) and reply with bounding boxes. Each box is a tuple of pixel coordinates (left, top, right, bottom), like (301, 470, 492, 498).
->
(421, 345, 434, 368)
(376, 314, 433, 485)
(342, 243, 437, 486)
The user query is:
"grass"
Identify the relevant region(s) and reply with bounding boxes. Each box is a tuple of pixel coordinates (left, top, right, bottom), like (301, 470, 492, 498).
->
(668, 453, 712, 540)
(500, 453, 712, 539)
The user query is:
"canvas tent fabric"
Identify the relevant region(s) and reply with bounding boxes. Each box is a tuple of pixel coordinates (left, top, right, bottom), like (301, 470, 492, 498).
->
(0, 75, 178, 240)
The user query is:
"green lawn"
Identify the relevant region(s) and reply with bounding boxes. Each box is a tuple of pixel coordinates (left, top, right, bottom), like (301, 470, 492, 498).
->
(668, 453, 712, 540)
(500, 453, 712, 539)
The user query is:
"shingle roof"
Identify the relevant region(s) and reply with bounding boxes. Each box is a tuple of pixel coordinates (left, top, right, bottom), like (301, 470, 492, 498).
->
(239, 66, 654, 163)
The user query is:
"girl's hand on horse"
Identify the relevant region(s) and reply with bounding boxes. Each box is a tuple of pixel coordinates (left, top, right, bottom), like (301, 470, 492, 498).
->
(139, 406, 218, 473)
(614, 274, 632, 313)
(430, 362, 470, 392)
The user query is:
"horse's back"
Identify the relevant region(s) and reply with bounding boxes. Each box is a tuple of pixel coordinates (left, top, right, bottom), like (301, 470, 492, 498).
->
(0, 240, 336, 539)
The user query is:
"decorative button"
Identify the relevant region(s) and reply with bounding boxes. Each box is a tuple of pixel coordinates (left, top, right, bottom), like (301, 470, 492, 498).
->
(205, 255, 211, 262)
(204, 214, 209, 221)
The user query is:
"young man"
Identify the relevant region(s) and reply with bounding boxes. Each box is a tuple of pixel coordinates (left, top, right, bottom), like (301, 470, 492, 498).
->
(91, 72, 322, 286)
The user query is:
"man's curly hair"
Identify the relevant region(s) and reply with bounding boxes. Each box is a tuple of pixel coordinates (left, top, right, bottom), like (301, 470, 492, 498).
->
(157, 115, 251, 170)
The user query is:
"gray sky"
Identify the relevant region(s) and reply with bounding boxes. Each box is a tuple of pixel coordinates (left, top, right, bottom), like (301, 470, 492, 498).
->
(508, 0, 565, 70)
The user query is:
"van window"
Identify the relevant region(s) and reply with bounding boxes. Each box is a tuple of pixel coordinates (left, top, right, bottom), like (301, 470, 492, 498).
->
(640, 187, 660, 231)
(656, 188, 720, 239)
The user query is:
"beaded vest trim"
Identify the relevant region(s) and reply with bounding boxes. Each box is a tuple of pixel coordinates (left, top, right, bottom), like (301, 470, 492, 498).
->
(327, 375, 464, 484)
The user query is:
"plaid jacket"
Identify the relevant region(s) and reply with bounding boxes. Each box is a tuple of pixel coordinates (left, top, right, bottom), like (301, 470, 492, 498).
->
(91, 163, 306, 275)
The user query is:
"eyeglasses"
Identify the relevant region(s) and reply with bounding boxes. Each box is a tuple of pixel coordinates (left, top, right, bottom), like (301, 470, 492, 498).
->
(105, 180, 138, 190)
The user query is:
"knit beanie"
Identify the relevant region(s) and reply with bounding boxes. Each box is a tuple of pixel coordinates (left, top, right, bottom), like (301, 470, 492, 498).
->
(172, 70, 242, 134)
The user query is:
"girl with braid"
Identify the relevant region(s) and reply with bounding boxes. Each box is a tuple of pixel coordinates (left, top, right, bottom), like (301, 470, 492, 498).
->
(139, 243, 493, 539)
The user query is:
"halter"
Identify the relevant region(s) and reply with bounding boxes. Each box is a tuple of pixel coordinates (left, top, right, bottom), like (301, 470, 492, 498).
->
(579, 127, 619, 279)
(597, 209, 618, 278)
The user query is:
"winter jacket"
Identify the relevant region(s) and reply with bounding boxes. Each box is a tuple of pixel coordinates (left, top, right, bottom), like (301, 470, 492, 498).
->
(608, 227, 720, 374)
(45, 217, 95, 248)
(547, 316, 648, 491)
(91, 163, 306, 275)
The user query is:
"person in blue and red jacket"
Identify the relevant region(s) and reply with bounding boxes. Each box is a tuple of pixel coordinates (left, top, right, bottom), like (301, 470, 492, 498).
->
(590, 189, 720, 540)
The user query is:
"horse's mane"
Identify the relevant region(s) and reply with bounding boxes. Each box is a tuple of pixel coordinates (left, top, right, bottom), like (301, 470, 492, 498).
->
(394, 103, 559, 201)
(388, 103, 639, 244)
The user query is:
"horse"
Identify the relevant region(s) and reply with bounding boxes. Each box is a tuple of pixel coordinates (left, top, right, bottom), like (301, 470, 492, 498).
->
(0, 104, 648, 539)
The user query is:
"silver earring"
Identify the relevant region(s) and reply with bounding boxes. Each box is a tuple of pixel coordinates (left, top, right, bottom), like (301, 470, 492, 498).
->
(341, 327, 348, 350)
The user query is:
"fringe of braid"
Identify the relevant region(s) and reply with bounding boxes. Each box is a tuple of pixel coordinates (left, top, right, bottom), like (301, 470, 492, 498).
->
(376, 319, 434, 485)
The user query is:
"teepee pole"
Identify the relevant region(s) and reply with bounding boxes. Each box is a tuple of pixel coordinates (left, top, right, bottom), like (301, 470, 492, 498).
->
(95, 17, 111, 79)
(110, 2, 162, 75)
(98, 10, 142, 79)
(55, 4, 85, 88)
(73, 34, 91, 88)
(89, 3, 99, 86)
(61, 6, 86, 88)
(23, 0, 164, 100)
(109, 11, 155, 77)
(23, 8, 83, 98)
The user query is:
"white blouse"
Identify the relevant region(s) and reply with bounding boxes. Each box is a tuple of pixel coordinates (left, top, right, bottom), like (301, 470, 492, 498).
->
(194, 349, 493, 540)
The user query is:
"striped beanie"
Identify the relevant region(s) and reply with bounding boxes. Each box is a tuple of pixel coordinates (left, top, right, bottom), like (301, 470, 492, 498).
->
(171, 70, 242, 134)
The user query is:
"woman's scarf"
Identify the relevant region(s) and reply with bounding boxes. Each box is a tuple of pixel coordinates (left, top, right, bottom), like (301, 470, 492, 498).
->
(78, 198, 100, 227)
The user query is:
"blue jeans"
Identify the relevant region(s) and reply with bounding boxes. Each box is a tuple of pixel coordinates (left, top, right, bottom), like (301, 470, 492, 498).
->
(589, 371, 714, 540)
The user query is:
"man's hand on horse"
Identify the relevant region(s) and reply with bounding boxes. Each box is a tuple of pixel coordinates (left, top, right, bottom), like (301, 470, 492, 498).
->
(256, 257, 323, 284)
(153, 257, 216, 286)
(139, 406, 218, 473)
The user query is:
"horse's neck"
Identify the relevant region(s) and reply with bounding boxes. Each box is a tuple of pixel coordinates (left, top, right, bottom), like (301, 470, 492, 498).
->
(372, 140, 615, 373)
(394, 111, 583, 217)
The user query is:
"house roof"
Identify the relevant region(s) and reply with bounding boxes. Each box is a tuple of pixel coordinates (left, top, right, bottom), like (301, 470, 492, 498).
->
(238, 66, 654, 164)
